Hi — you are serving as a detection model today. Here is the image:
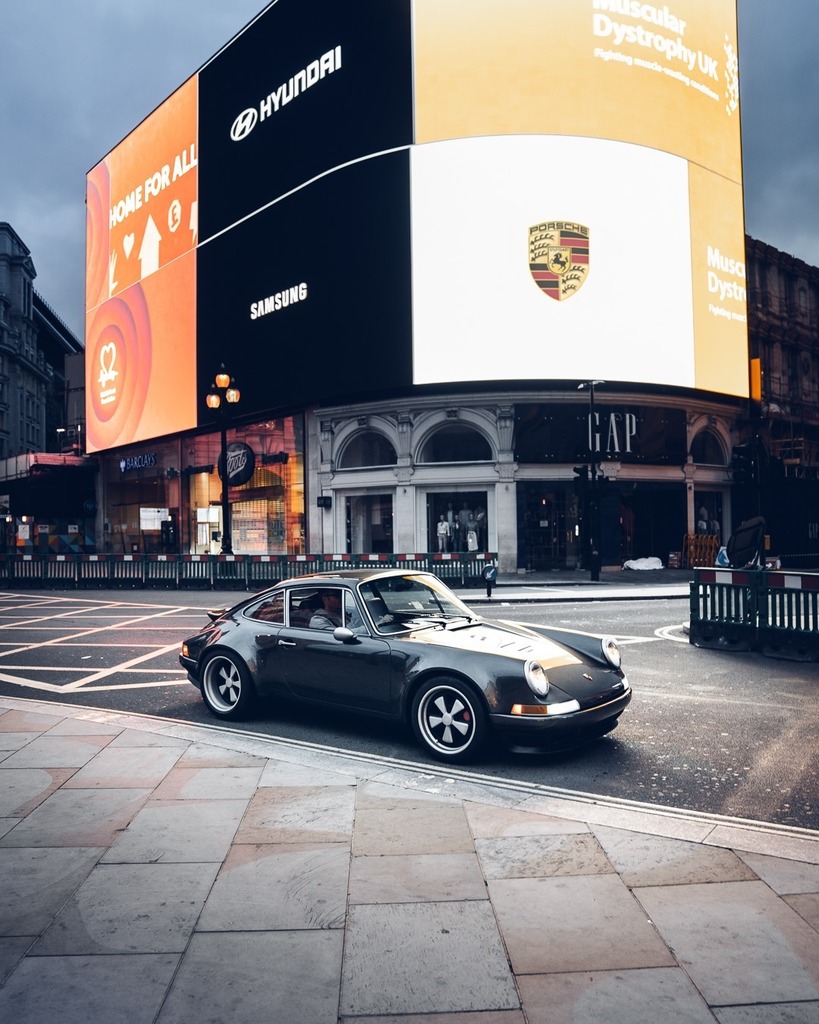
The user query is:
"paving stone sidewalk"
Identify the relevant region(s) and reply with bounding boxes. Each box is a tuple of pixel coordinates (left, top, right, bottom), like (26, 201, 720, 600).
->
(1, 695, 818, 1024)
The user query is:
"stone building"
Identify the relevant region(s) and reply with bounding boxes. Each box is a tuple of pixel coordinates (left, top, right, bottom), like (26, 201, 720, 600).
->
(0, 222, 93, 552)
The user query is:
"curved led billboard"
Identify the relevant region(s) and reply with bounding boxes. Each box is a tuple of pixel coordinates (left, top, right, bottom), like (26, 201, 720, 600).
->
(86, 0, 746, 454)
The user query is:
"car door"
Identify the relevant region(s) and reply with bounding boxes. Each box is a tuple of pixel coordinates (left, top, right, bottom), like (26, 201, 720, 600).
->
(243, 590, 288, 693)
(277, 586, 394, 714)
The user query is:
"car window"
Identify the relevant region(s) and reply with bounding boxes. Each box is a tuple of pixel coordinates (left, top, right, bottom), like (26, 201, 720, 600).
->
(344, 591, 366, 634)
(288, 589, 322, 628)
(359, 575, 473, 633)
(246, 591, 284, 624)
(310, 588, 344, 630)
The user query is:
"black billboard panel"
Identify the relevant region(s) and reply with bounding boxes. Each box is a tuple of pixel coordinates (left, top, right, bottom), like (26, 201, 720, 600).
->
(196, 150, 412, 422)
(198, 0, 413, 241)
(514, 404, 688, 465)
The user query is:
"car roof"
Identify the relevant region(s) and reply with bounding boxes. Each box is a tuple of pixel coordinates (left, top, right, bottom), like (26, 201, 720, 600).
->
(277, 568, 434, 587)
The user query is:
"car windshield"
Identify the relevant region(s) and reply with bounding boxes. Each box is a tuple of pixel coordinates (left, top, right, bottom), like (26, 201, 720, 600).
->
(358, 574, 476, 634)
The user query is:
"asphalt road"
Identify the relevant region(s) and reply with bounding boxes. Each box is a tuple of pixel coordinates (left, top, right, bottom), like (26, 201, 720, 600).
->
(0, 587, 816, 832)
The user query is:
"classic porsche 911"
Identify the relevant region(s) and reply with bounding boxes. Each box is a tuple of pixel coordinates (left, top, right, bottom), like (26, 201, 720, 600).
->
(179, 569, 630, 763)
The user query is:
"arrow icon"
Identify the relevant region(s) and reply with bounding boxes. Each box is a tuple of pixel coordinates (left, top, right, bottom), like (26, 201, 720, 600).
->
(138, 215, 162, 277)
(108, 250, 118, 296)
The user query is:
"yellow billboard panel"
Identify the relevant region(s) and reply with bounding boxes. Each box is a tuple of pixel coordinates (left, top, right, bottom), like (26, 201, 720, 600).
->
(414, 0, 741, 184)
(689, 164, 748, 395)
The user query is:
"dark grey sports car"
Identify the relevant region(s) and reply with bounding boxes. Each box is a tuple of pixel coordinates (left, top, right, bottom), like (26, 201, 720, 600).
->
(180, 569, 630, 763)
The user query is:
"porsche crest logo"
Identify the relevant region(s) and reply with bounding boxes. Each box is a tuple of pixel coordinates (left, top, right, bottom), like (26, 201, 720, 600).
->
(529, 222, 590, 301)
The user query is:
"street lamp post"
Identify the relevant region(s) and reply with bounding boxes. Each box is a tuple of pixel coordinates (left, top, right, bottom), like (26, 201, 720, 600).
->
(205, 365, 241, 555)
(578, 380, 604, 582)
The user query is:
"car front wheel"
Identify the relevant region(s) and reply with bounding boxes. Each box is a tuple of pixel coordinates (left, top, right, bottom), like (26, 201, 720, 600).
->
(411, 677, 488, 763)
(201, 650, 256, 720)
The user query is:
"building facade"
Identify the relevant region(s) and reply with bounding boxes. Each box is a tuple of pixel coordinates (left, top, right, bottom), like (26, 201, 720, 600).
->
(0, 222, 93, 553)
(741, 237, 819, 564)
(91, 234, 818, 570)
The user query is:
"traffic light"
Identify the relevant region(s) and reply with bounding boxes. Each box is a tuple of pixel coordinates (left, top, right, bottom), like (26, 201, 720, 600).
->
(731, 444, 756, 486)
(573, 465, 589, 488)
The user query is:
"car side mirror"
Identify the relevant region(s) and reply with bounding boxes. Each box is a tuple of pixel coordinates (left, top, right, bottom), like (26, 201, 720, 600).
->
(333, 626, 357, 644)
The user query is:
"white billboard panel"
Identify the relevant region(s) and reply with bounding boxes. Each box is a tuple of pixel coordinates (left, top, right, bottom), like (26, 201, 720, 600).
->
(411, 135, 696, 387)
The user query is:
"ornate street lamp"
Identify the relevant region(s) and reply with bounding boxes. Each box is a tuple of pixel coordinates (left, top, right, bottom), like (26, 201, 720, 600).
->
(206, 365, 241, 554)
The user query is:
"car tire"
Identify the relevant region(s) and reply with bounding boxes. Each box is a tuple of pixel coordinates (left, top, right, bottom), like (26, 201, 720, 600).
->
(411, 676, 488, 763)
(201, 650, 256, 720)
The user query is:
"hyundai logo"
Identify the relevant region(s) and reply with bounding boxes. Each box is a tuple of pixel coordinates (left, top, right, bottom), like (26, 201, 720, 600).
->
(230, 108, 258, 142)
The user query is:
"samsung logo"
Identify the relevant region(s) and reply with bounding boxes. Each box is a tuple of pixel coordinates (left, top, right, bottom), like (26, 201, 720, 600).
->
(250, 282, 308, 320)
(230, 46, 342, 142)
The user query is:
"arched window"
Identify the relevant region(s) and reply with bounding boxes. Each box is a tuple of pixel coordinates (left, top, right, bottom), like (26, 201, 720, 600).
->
(690, 429, 726, 466)
(418, 424, 493, 463)
(337, 431, 397, 468)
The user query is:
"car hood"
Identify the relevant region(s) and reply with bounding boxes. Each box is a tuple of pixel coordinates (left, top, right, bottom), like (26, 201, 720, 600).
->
(402, 620, 582, 669)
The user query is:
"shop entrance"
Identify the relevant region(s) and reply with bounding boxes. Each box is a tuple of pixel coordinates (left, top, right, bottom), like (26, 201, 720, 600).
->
(346, 494, 393, 553)
(518, 484, 581, 570)
(619, 484, 686, 564)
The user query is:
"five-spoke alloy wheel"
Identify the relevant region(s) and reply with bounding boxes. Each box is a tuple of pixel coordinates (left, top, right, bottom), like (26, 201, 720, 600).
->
(201, 650, 256, 720)
(411, 677, 487, 763)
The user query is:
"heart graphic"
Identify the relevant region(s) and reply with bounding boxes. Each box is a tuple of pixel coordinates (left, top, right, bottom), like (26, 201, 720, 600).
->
(123, 233, 135, 258)
(99, 342, 118, 385)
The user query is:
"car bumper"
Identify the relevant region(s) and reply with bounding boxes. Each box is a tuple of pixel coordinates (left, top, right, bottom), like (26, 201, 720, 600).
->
(179, 654, 200, 687)
(490, 683, 632, 751)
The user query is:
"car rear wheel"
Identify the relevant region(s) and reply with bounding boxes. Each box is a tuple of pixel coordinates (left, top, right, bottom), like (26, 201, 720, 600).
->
(411, 677, 487, 763)
(201, 650, 256, 720)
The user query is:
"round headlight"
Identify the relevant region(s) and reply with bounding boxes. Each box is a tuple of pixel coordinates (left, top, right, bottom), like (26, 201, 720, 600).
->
(601, 636, 621, 669)
(524, 659, 550, 698)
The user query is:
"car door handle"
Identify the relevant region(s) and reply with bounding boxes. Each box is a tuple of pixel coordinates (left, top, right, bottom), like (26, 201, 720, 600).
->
(277, 639, 297, 647)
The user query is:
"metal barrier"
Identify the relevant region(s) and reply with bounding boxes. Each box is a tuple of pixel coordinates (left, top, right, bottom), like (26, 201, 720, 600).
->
(757, 572, 819, 662)
(690, 568, 819, 661)
(79, 555, 112, 588)
(1, 552, 498, 592)
(432, 552, 493, 587)
(110, 556, 145, 588)
(179, 556, 212, 589)
(145, 556, 179, 588)
(689, 569, 759, 651)
(9, 555, 47, 587)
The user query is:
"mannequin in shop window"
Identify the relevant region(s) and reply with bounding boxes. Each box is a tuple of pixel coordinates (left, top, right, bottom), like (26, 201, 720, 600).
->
(436, 514, 450, 553)
(458, 501, 473, 552)
(447, 503, 460, 552)
(466, 514, 478, 552)
(474, 506, 486, 550)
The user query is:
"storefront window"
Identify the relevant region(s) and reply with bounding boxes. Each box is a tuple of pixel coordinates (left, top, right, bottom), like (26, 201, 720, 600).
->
(102, 416, 305, 555)
(695, 492, 723, 537)
(427, 492, 488, 553)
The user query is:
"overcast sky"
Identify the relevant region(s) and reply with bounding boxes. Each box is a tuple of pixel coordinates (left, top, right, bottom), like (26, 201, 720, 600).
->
(2, 0, 818, 341)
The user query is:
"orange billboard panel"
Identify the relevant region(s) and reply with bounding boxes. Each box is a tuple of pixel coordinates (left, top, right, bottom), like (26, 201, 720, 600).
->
(85, 76, 198, 451)
(85, 252, 197, 453)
